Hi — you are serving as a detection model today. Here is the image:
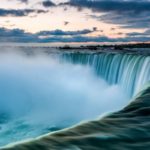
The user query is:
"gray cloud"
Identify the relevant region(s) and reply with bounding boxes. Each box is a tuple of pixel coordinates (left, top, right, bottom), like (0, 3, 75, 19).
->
(18, 0, 28, 3)
(127, 29, 150, 36)
(42, 0, 56, 7)
(0, 9, 34, 17)
(68, 0, 150, 13)
(65, 0, 150, 29)
(0, 27, 150, 43)
(0, 28, 38, 42)
(0, 8, 47, 17)
(37, 29, 94, 36)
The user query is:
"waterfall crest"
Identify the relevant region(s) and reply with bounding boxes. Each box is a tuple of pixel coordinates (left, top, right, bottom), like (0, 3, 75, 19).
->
(61, 53, 150, 96)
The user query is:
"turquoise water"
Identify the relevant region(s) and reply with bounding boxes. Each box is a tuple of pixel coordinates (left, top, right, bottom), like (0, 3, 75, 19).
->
(0, 48, 150, 148)
(62, 53, 150, 96)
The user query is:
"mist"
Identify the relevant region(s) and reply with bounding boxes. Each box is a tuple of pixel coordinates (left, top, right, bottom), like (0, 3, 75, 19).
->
(0, 49, 129, 146)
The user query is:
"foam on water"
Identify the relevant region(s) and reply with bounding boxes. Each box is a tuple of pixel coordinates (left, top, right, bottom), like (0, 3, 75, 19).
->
(0, 51, 129, 147)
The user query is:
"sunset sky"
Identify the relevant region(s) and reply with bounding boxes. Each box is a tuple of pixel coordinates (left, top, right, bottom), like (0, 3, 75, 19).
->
(0, 0, 150, 43)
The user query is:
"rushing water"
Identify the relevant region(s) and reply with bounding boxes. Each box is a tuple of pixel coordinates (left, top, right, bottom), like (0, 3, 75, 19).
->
(0, 47, 150, 148)
(61, 53, 150, 96)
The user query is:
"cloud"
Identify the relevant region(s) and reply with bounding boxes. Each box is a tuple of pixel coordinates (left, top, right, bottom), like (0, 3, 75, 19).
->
(68, 0, 150, 13)
(37, 29, 94, 36)
(127, 29, 150, 36)
(0, 9, 34, 17)
(65, 0, 150, 29)
(0, 28, 95, 42)
(38, 35, 150, 43)
(42, 0, 56, 7)
(1, 27, 150, 43)
(18, 0, 28, 3)
(0, 28, 38, 42)
(0, 8, 47, 17)
(97, 11, 150, 29)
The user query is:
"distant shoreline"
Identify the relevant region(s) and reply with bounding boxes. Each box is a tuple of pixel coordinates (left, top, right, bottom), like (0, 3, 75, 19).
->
(0, 42, 150, 48)
(0, 43, 150, 55)
(0, 42, 150, 47)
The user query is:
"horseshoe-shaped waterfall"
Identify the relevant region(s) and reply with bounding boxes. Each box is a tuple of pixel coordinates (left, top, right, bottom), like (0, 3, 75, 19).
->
(0, 47, 150, 150)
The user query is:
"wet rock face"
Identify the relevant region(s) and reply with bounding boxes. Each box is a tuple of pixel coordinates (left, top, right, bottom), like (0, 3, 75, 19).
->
(3, 86, 150, 150)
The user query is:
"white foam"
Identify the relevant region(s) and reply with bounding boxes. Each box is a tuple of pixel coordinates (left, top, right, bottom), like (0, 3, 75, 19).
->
(0, 50, 128, 147)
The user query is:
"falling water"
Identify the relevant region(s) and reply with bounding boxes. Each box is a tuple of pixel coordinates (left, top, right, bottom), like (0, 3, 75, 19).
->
(0, 50, 128, 147)
(0, 48, 150, 148)
(61, 53, 150, 96)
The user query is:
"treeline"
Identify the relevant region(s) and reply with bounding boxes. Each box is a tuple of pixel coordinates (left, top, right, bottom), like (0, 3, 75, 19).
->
(58, 43, 150, 50)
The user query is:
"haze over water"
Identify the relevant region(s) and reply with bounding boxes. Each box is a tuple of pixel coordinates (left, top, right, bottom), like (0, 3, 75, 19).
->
(0, 48, 129, 147)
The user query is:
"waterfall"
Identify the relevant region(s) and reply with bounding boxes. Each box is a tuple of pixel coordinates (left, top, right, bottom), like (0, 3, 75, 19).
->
(0, 48, 150, 148)
(61, 53, 150, 97)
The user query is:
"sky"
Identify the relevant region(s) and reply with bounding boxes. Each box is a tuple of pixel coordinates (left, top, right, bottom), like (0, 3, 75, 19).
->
(0, 0, 150, 43)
